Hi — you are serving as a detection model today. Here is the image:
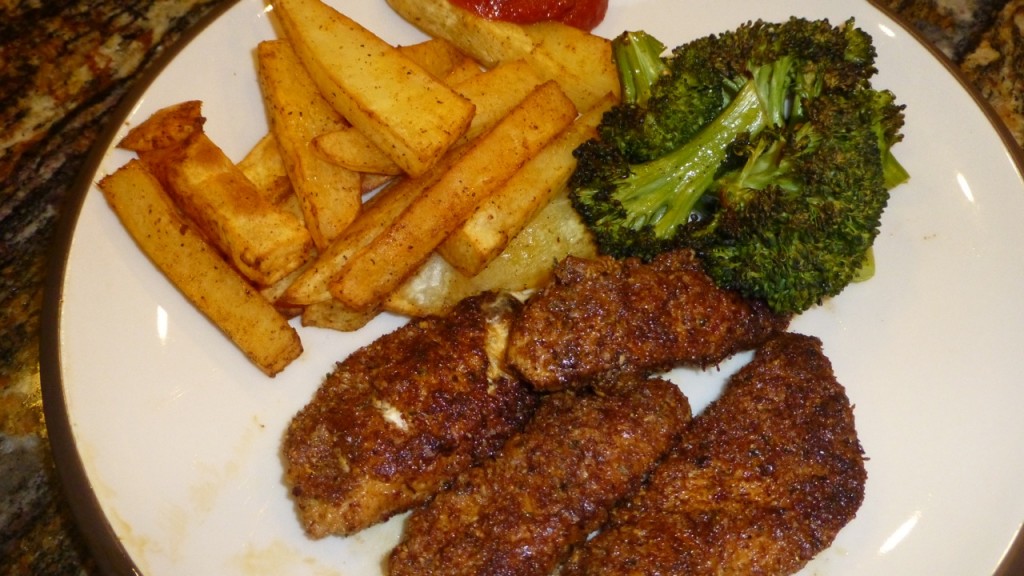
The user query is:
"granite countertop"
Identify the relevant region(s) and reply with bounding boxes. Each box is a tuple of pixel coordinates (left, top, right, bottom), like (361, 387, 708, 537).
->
(1, 0, 1022, 573)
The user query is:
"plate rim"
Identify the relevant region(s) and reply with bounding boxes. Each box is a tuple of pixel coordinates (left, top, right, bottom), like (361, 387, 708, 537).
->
(39, 1, 244, 573)
(38, 1, 1024, 575)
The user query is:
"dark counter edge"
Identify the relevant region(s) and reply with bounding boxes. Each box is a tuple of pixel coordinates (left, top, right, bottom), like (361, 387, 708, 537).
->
(34, 1, 1024, 576)
(37, 1, 243, 574)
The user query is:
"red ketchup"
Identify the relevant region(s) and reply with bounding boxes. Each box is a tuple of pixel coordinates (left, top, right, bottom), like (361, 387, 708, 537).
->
(449, 0, 608, 31)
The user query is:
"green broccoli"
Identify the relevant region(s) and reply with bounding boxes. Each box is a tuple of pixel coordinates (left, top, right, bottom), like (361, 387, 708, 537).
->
(569, 17, 909, 314)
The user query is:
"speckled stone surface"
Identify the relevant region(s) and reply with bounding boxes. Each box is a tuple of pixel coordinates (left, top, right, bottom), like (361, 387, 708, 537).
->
(0, 0, 1020, 574)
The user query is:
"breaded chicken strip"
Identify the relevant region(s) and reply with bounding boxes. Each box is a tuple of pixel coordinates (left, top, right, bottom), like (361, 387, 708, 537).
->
(562, 333, 866, 576)
(506, 250, 789, 391)
(283, 292, 538, 538)
(388, 372, 692, 576)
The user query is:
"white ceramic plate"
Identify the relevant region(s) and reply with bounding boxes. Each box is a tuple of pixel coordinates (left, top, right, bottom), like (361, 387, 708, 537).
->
(43, 0, 1024, 574)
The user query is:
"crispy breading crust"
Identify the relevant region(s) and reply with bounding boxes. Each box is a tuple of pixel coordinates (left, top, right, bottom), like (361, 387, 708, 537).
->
(562, 333, 866, 576)
(388, 372, 692, 576)
(506, 250, 790, 391)
(282, 292, 538, 538)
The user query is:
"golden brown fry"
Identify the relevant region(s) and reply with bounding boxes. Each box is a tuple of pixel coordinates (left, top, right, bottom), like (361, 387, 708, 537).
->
(331, 81, 578, 311)
(274, 0, 475, 177)
(153, 131, 314, 287)
(313, 58, 536, 177)
(118, 100, 205, 152)
(311, 38, 480, 177)
(523, 21, 620, 111)
(257, 39, 362, 250)
(396, 37, 476, 79)
(300, 299, 378, 332)
(98, 160, 302, 376)
(453, 59, 545, 143)
(385, 191, 596, 317)
(280, 145, 470, 306)
(312, 127, 404, 175)
(385, 0, 535, 68)
(237, 133, 296, 210)
(439, 93, 615, 276)
(385, 0, 619, 110)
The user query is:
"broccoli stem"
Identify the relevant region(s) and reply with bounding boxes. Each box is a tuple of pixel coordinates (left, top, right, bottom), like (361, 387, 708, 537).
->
(613, 31, 668, 106)
(614, 77, 771, 237)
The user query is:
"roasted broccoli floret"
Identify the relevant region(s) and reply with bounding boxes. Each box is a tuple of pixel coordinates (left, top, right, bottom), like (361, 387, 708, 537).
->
(569, 17, 909, 314)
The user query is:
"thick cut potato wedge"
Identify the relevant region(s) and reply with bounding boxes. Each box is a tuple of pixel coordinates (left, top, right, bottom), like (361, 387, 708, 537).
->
(118, 100, 205, 153)
(314, 58, 539, 176)
(98, 160, 302, 376)
(522, 21, 619, 112)
(396, 37, 478, 79)
(238, 133, 296, 209)
(257, 39, 362, 250)
(310, 38, 480, 176)
(385, 192, 597, 317)
(385, 0, 535, 68)
(312, 127, 404, 175)
(439, 93, 615, 276)
(274, 0, 475, 177)
(280, 144, 471, 306)
(330, 81, 578, 310)
(300, 299, 378, 332)
(160, 132, 315, 287)
(385, 0, 619, 111)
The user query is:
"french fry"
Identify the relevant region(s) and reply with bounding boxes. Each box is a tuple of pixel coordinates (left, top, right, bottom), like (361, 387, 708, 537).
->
(385, 191, 597, 317)
(118, 100, 205, 153)
(314, 58, 541, 176)
(454, 59, 545, 142)
(522, 21, 620, 112)
(274, 0, 475, 177)
(156, 131, 315, 287)
(98, 159, 302, 376)
(312, 127, 404, 175)
(280, 144, 472, 306)
(310, 38, 480, 176)
(237, 133, 295, 209)
(301, 299, 378, 332)
(438, 93, 615, 276)
(257, 39, 363, 250)
(330, 81, 578, 311)
(385, 0, 535, 68)
(396, 37, 477, 79)
(384, 0, 619, 111)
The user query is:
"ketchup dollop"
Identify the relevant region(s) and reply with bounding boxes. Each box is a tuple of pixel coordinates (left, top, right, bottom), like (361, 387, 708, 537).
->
(449, 0, 608, 31)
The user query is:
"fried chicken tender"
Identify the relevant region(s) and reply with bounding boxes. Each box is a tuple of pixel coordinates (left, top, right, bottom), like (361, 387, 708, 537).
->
(388, 372, 692, 576)
(506, 250, 789, 391)
(562, 333, 866, 576)
(282, 292, 538, 538)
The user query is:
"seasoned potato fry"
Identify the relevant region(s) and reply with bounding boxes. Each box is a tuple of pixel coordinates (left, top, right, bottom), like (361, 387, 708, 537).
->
(118, 100, 205, 153)
(314, 58, 539, 175)
(330, 81, 578, 310)
(386, 192, 596, 316)
(523, 21, 620, 112)
(156, 132, 315, 287)
(257, 39, 362, 250)
(98, 160, 302, 376)
(313, 127, 404, 175)
(396, 37, 477, 79)
(311, 38, 480, 176)
(237, 133, 295, 209)
(384, 0, 618, 111)
(301, 299, 378, 332)
(385, 0, 535, 68)
(454, 59, 545, 142)
(280, 144, 471, 306)
(274, 0, 475, 177)
(439, 93, 615, 276)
